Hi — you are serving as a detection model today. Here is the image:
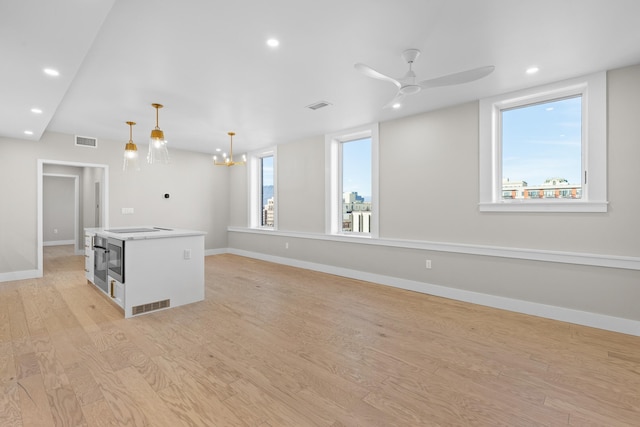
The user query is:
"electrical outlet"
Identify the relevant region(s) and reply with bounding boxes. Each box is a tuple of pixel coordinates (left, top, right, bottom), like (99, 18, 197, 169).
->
(425, 259, 432, 269)
(285, 242, 289, 249)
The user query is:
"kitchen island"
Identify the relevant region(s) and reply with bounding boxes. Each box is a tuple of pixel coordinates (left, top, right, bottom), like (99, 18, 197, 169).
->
(85, 227, 205, 318)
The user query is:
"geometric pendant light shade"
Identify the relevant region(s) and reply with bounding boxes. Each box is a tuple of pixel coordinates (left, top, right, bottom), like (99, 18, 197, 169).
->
(123, 121, 140, 172)
(147, 103, 170, 164)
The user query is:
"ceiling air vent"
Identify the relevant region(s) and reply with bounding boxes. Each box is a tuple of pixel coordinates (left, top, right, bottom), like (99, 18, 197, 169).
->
(306, 101, 332, 111)
(132, 299, 170, 316)
(75, 135, 98, 148)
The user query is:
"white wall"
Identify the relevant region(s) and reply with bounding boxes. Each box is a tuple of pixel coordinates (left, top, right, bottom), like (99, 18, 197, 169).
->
(227, 64, 640, 331)
(0, 131, 229, 278)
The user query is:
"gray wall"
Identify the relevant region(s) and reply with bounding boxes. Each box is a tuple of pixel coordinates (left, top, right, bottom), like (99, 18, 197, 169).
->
(228, 64, 640, 323)
(43, 175, 75, 243)
(0, 131, 229, 276)
(82, 166, 105, 229)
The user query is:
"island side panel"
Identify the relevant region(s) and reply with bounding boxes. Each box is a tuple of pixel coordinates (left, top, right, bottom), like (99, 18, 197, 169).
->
(123, 235, 205, 318)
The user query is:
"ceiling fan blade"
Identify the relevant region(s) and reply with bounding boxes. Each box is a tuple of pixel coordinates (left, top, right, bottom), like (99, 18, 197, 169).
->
(418, 65, 495, 89)
(355, 63, 401, 88)
(383, 92, 406, 109)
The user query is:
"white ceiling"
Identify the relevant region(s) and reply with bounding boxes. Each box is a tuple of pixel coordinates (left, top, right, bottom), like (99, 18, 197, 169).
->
(3, 0, 640, 154)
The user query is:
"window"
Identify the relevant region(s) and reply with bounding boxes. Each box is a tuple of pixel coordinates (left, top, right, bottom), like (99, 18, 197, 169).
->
(325, 123, 379, 237)
(479, 72, 607, 212)
(260, 156, 275, 227)
(249, 147, 276, 228)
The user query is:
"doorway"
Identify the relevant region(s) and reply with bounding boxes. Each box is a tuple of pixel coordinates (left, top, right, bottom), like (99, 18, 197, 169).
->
(37, 160, 109, 277)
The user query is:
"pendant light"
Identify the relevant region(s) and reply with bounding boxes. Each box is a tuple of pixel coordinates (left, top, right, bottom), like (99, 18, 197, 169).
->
(147, 103, 170, 164)
(123, 121, 140, 171)
(213, 132, 246, 166)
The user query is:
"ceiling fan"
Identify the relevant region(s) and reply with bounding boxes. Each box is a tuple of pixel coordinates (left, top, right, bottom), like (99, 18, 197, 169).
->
(355, 49, 495, 109)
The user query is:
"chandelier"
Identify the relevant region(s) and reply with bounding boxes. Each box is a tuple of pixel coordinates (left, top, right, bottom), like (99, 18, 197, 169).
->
(213, 132, 246, 166)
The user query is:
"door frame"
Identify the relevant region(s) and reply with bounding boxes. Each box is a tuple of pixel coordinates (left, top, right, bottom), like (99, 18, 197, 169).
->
(37, 159, 109, 276)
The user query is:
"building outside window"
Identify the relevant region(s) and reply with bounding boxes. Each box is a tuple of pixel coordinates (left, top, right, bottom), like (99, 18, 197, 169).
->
(260, 156, 274, 227)
(502, 96, 582, 200)
(248, 148, 276, 229)
(341, 137, 371, 233)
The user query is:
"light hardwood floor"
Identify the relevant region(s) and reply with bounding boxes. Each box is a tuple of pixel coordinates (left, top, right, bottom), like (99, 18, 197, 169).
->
(1, 245, 639, 426)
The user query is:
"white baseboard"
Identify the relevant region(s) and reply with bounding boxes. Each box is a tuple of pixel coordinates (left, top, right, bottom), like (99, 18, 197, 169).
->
(205, 248, 228, 256)
(43, 240, 75, 246)
(0, 269, 41, 283)
(224, 248, 640, 337)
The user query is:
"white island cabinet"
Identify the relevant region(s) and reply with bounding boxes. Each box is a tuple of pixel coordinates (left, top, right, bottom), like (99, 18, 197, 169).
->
(87, 227, 206, 318)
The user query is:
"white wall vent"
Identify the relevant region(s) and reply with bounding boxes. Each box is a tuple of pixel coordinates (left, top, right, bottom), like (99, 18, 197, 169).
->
(306, 101, 332, 110)
(75, 135, 98, 148)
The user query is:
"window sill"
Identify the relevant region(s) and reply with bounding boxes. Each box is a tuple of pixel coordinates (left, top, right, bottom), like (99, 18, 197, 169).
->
(333, 232, 372, 239)
(479, 200, 608, 213)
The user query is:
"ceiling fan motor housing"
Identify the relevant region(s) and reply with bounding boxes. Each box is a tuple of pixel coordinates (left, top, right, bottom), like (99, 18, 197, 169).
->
(402, 49, 421, 63)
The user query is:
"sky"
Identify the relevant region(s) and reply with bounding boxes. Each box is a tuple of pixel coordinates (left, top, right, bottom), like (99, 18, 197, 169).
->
(502, 96, 582, 186)
(261, 156, 273, 186)
(342, 137, 372, 200)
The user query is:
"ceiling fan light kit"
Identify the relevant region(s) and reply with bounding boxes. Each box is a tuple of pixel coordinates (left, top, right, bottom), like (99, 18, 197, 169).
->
(355, 48, 495, 109)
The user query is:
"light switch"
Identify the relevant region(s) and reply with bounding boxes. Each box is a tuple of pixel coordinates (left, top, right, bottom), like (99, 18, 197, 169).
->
(183, 249, 191, 260)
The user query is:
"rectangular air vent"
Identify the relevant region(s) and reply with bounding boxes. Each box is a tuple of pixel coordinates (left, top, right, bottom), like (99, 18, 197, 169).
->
(132, 299, 170, 315)
(75, 135, 98, 148)
(306, 101, 332, 110)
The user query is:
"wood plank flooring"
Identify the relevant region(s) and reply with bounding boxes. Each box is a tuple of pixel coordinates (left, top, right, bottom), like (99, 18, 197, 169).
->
(1, 245, 639, 426)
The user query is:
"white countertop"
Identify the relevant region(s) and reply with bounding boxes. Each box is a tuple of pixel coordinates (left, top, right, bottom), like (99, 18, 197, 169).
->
(86, 226, 206, 241)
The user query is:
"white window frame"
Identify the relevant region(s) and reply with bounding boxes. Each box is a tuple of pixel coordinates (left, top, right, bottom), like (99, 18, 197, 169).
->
(248, 146, 277, 229)
(325, 123, 379, 237)
(479, 71, 607, 212)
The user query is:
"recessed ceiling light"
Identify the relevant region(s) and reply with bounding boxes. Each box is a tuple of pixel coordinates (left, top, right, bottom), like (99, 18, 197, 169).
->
(392, 103, 402, 109)
(526, 67, 539, 75)
(43, 68, 60, 76)
(215, 148, 221, 152)
(266, 38, 279, 48)
(31, 108, 43, 114)
(24, 130, 34, 135)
